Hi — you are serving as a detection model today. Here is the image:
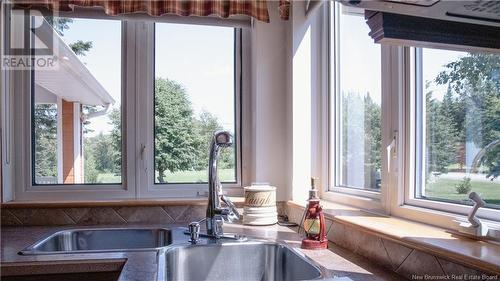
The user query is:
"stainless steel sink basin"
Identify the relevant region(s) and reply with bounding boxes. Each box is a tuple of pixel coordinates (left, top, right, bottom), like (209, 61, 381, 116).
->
(20, 228, 172, 255)
(157, 241, 322, 281)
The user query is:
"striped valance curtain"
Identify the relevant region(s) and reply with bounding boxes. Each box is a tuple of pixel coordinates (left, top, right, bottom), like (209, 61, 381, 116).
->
(13, 0, 291, 22)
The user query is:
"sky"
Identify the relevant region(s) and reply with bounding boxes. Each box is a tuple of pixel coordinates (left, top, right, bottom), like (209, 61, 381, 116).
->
(422, 48, 464, 100)
(338, 11, 381, 105)
(337, 10, 464, 105)
(55, 15, 462, 138)
(59, 18, 234, 137)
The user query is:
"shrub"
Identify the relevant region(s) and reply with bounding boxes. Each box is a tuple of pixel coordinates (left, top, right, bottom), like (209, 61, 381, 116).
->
(84, 154, 99, 184)
(455, 177, 472, 194)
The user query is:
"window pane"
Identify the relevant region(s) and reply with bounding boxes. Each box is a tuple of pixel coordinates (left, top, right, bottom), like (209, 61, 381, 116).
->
(32, 17, 122, 185)
(154, 23, 236, 184)
(331, 6, 382, 191)
(416, 48, 500, 208)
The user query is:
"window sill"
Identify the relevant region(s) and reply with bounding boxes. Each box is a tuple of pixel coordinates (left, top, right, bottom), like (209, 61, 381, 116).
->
(287, 200, 500, 275)
(1, 197, 245, 209)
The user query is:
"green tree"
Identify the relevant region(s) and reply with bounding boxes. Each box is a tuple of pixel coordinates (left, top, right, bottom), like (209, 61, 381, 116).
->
(46, 17, 93, 56)
(364, 93, 381, 171)
(83, 141, 99, 183)
(87, 133, 115, 172)
(69, 40, 93, 56)
(45, 17, 72, 35)
(193, 111, 234, 171)
(34, 104, 58, 178)
(154, 78, 198, 183)
(435, 53, 500, 179)
(341, 92, 382, 189)
(425, 91, 458, 173)
(108, 108, 122, 175)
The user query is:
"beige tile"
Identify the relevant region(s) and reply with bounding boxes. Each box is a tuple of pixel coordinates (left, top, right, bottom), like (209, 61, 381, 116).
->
(396, 249, 444, 279)
(175, 205, 205, 223)
(1, 210, 23, 226)
(324, 218, 333, 234)
(76, 207, 126, 225)
(352, 231, 393, 270)
(327, 221, 345, 246)
(330, 223, 363, 253)
(437, 257, 481, 276)
(63, 208, 90, 222)
(381, 239, 413, 270)
(115, 207, 174, 224)
(286, 204, 305, 225)
(306, 242, 402, 281)
(163, 206, 189, 221)
(276, 201, 287, 217)
(329, 223, 409, 271)
(9, 208, 76, 225)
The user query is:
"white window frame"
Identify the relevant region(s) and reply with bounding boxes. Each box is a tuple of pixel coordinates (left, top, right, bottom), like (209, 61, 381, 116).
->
(319, 2, 500, 227)
(9, 18, 136, 201)
(319, 2, 390, 213)
(1, 9, 249, 201)
(391, 47, 500, 226)
(136, 22, 246, 198)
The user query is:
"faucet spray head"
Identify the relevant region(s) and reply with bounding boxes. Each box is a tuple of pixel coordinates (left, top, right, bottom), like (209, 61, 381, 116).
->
(214, 131, 233, 148)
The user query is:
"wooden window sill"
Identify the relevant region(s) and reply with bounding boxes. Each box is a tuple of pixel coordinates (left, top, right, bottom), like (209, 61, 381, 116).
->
(287, 200, 500, 275)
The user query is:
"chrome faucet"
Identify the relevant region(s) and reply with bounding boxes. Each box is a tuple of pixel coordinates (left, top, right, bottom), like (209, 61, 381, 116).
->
(205, 131, 240, 238)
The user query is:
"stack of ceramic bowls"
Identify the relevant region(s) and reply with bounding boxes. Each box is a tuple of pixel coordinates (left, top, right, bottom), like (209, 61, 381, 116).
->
(243, 183, 277, 225)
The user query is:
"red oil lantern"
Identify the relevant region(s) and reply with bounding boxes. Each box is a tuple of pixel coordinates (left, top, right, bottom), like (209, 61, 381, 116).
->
(301, 178, 328, 250)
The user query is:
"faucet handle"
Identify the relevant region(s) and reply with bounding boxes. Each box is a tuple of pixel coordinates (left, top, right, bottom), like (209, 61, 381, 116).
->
(220, 195, 240, 222)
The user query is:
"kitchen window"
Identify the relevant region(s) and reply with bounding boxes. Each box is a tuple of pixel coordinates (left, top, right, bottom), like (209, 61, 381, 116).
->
(32, 17, 123, 186)
(7, 14, 134, 201)
(324, 2, 386, 207)
(322, 2, 499, 225)
(136, 22, 243, 198)
(153, 23, 237, 185)
(403, 47, 500, 223)
(3, 9, 246, 200)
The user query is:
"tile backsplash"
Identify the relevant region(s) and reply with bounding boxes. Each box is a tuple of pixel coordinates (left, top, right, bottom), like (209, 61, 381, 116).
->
(1, 205, 206, 226)
(1, 202, 288, 226)
(284, 202, 496, 280)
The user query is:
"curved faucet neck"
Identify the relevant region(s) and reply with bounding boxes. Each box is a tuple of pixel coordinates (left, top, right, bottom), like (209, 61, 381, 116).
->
(207, 142, 221, 213)
(205, 131, 238, 238)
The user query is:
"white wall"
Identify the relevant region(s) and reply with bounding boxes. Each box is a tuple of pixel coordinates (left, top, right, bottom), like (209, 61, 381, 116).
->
(249, 1, 292, 201)
(249, 1, 324, 202)
(291, 1, 324, 203)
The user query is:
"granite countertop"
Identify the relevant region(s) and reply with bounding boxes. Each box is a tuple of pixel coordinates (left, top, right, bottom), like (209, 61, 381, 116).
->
(1, 223, 402, 281)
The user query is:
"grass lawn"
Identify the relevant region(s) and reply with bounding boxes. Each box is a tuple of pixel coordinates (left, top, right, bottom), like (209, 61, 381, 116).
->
(426, 178, 500, 205)
(96, 173, 121, 183)
(96, 169, 236, 184)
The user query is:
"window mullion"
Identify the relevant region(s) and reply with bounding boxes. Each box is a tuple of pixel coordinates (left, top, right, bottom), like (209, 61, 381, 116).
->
(380, 45, 392, 214)
(134, 21, 154, 199)
(123, 20, 139, 198)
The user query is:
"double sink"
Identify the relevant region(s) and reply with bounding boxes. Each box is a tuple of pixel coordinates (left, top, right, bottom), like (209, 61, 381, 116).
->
(19, 227, 323, 281)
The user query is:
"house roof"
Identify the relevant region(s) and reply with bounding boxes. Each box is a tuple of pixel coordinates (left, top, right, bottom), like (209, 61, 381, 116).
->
(34, 18, 115, 106)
